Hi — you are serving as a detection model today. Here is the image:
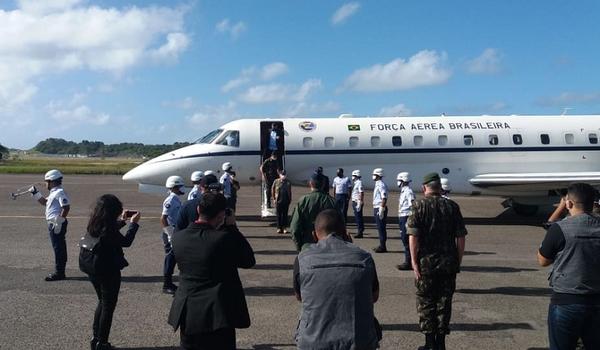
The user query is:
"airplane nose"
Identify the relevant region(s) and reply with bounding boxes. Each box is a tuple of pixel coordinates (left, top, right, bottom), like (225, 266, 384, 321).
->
(122, 164, 144, 183)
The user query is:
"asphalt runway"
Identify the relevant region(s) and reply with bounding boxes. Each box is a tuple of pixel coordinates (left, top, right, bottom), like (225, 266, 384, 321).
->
(0, 174, 553, 349)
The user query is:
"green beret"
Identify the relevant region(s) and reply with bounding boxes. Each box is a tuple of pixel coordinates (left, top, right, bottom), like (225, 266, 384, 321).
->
(422, 172, 441, 185)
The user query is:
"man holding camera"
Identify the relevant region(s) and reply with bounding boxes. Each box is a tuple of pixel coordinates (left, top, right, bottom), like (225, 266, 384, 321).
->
(168, 192, 255, 350)
(30, 169, 70, 281)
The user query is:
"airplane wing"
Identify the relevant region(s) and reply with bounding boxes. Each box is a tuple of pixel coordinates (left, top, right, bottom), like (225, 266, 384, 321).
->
(469, 172, 600, 190)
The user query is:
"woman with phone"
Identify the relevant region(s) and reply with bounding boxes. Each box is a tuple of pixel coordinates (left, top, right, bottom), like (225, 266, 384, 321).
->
(85, 194, 141, 350)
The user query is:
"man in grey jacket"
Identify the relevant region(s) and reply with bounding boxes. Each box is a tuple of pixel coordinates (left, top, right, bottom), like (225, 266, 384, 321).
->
(538, 183, 600, 350)
(293, 209, 380, 350)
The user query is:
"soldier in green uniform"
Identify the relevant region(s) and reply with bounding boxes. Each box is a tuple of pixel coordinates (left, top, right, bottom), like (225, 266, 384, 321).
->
(290, 174, 336, 251)
(407, 172, 467, 350)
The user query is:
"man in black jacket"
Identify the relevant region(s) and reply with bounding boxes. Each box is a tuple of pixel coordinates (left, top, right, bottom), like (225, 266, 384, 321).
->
(168, 192, 255, 350)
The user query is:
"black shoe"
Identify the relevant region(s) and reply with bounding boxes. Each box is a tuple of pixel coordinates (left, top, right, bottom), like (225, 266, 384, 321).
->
(162, 283, 177, 295)
(44, 272, 66, 281)
(372, 246, 387, 253)
(396, 263, 412, 271)
(90, 338, 99, 350)
(96, 342, 115, 350)
(435, 333, 446, 350)
(354, 233, 363, 238)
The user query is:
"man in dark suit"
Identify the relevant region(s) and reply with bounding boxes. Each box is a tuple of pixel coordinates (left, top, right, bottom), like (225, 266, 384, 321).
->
(168, 192, 256, 349)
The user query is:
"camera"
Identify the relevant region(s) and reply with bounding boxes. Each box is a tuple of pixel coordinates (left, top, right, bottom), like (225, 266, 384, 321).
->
(124, 210, 138, 218)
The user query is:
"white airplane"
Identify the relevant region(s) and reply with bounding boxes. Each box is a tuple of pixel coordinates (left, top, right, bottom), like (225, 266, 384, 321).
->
(122, 114, 600, 215)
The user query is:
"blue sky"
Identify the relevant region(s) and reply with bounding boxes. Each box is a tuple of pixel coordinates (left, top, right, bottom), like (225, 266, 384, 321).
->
(1, 0, 599, 148)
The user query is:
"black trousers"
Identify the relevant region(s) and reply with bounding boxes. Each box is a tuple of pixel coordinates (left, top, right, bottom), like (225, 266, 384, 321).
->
(180, 327, 236, 350)
(276, 201, 290, 228)
(89, 271, 121, 343)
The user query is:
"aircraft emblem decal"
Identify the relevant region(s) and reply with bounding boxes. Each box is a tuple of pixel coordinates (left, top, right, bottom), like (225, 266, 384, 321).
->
(348, 124, 360, 131)
(299, 121, 316, 131)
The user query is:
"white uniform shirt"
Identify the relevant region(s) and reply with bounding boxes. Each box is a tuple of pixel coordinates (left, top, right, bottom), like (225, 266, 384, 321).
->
(45, 186, 70, 220)
(373, 180, 388, 207)
(162, 192, 182, 227)
(188, 185, 200, 200)
(220, 173, 232, 198)
(398, 186, 415, 217)
(332, 176, 351, 195)
(351, 179, 364, 202)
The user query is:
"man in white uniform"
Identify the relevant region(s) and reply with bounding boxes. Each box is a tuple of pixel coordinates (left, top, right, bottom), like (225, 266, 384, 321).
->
(332, 168, 352, 223)
(396, 172, 415, 270)
(220, 162, 235, 210)
(351, 170, 365, 238)
(30, 169, 70, 281)
(441, 178, 451, 199)
(372, 168, 389, 253)
(161, 175, 185, 294)
(188, 171, 204, 200)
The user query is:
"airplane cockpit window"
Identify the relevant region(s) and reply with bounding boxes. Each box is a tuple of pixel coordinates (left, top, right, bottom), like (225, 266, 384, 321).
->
(589, 133, 598, 144)
(565, 133, 574, 145)
(463, 135, 474, 146)
(195, 129, 223, 144)
(324, 137, 335, 148)
(513, 134, 523, 145)
(392, 136, 402, 147)
(371, 136, 381, 147)
(438, 135, 448, 146)
(215, 130, 240, 147)
(540, 134, 550, 145)
(414, 135, 423, 146)
(489, 135, 499, 145)
(349, 136, 359, 147)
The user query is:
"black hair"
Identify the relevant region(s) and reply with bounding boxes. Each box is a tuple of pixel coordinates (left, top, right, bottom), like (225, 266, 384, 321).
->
(87, 194, 123, 238)
(567, 183, 596, 212)
(200, 174, 219, 188)
(197, 192, 227, 219)
(314, 209, 345, 236)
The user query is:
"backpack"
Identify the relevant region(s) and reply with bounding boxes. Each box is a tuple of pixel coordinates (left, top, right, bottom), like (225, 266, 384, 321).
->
(78, 233, 104, 275)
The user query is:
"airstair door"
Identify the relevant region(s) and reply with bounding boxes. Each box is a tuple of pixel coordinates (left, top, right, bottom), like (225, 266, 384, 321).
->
(260, 121, 285, 217)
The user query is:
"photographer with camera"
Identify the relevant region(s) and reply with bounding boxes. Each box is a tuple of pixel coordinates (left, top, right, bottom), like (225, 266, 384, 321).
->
(168, 192, 255, 349)
(82, 194, 141, 350)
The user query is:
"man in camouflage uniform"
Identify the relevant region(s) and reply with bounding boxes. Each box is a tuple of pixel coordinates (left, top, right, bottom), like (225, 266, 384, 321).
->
(290, 174, 336, 251)
(407, 172, 467, 350)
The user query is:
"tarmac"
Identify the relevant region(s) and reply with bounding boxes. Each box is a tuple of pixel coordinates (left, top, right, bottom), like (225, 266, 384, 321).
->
(0, 174, 554, 350)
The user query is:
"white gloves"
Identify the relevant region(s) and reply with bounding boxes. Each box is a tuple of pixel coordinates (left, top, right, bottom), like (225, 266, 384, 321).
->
(52, 216, 66, 234)
(163, 226, 174, 242)
(30, 186, 42, 200)
(355, 201, 362, 210)
(378, 206, 385, 219)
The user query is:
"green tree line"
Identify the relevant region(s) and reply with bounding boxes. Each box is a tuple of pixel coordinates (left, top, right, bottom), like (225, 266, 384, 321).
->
(0, 143, 8, 159)
(33, 138, 191, 158)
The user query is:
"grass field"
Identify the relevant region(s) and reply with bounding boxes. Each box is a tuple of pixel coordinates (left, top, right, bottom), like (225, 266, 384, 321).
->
(0, 156, 143, 175)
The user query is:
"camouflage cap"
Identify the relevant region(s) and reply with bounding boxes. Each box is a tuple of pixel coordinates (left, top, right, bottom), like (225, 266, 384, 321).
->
(422, 172, 441, 185)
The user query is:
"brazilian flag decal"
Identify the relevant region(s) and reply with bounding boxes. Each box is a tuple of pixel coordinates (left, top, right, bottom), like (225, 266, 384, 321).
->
(348, 124, 360, 131)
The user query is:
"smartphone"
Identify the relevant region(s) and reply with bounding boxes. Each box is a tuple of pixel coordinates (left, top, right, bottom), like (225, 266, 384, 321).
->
(124, 210, 138, 218)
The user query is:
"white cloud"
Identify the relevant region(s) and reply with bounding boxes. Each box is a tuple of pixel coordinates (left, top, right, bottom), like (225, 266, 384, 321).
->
(537, 92, 600, 107)
(331, 2, 360, 26)
(238, 79, 322, 104)
(49, 104, 110, 126)
(186, 101, 239, 128)
(222, 67, 256, 92)
(260, 62, 289, 81)
(283, 101, 341, 116)
(216, 18, 247, 40)
(379, 103, 412, 116)
(466, 48, 502, 74)
(162, 97, 196, 110)
(0, 3, 190, 109)
(343, 50, 451, 92)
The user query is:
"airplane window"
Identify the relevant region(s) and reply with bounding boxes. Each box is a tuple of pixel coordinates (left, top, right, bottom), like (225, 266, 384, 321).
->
(194, 129, 223, 144)
(540, 134, 550, 145)
(513, 134, 523, 145)
(414, 135, 423, 146)
(565, 133, 574, 144)
(349, 136, 359, 147)
(324, 137, 335, 148)
(215, 130, 240, 147)
(589, 133, 598, 144)
(303, 137, 313, 148)
(392, 136, 402, 147)
(371, 136, 381, 147)
(489, 135, 499, 145)
(463, 135, 473, 146)
(438, 135, 448, 146)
